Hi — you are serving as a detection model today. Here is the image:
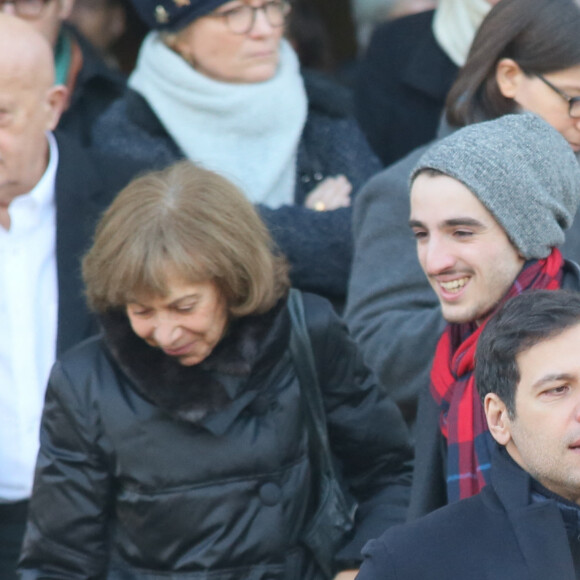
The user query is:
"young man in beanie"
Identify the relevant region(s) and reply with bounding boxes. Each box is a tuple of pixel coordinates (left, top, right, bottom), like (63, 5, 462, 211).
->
(357, 290, 580, 579)
(405, 113, 580, 520)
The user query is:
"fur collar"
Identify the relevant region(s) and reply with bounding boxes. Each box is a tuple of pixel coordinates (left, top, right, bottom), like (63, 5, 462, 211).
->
(99, 296, 290, 424)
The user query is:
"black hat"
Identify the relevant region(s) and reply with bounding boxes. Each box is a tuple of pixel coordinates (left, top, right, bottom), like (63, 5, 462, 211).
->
(129, 0, 232, 31)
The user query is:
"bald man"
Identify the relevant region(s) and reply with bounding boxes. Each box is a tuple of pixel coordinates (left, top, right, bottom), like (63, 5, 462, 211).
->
(0, 15, 140, 578)
(0, 0, 125, 146)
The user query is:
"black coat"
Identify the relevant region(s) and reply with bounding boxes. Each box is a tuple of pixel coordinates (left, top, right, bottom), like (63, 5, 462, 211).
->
(355, 10, 458, 167)
(19, 293, 412, 579)
(57, 26, 127, 147)
(91, 71, 381, 301)
(357, 445, 578, 580)
(407, 260, 580, 521)
(53, 132, 144, 354)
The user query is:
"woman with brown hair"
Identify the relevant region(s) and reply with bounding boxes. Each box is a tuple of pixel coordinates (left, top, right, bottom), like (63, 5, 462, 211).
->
(18, 161, 412, 580)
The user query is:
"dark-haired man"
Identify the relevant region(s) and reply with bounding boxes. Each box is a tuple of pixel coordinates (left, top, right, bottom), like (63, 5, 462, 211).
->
(404, 113, 580, 519)
(357, 289, 580, 579)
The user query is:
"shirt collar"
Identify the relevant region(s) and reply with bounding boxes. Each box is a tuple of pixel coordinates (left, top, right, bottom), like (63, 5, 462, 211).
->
(8, 132, 58, 228)
(29, 131, 59, 211)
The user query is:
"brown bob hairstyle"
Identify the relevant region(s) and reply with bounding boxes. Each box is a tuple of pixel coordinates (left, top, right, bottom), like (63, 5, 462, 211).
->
(446, 0, 580, 127)
(83, 161, 290, 318)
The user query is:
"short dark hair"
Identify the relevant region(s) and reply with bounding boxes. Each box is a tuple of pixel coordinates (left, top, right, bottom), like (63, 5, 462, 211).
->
(446, 0, 580, 127)
(475, 290, 580, 418)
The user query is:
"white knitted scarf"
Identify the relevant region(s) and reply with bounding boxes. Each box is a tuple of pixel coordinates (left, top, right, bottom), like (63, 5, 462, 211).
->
(129, 34, 308, 207)
(433, 0, 493, 67)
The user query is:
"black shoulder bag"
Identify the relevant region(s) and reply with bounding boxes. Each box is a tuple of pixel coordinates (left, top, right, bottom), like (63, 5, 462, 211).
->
(287, 289, 357, 579)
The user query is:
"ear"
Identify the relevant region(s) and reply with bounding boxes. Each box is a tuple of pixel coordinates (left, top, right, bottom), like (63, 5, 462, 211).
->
(484, 393, 513, 446)
(165, 26, 196, 66)
(44, 85, 69, 131)
(495, 58, 525, 99)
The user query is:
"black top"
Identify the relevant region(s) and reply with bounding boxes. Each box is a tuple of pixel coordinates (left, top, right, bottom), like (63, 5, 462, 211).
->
(354, 10, 458, 167)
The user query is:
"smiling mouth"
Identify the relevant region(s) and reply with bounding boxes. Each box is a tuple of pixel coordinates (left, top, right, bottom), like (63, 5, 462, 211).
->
(439, 277, 469, 293)
(163, 343, 193, 357)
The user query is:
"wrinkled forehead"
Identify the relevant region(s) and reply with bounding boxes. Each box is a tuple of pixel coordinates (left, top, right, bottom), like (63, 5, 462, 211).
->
(514, 322, 580, 398)
(121, 258, 214, 307)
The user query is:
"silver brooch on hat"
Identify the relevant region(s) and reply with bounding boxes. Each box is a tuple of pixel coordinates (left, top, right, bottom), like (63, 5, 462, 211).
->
(155, 5, 170, 23)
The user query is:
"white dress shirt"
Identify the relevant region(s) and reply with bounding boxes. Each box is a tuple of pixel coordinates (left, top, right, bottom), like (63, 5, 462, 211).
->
(0, 133, 59, 502)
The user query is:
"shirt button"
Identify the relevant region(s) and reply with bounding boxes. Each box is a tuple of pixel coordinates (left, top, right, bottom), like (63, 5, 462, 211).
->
(259, 482, 282, 506)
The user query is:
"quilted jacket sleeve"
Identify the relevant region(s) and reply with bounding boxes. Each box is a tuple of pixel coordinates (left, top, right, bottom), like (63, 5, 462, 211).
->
(302, 293, 413, 566)
(19, 354, 113, 580)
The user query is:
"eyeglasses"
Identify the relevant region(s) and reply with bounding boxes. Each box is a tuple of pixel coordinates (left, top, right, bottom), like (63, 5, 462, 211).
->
(0, 0, 51, 18)
(210, 1, 291, 35)
(536, 73, 580, 119)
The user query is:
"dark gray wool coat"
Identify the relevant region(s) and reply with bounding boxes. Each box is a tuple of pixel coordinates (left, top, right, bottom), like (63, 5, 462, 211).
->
(19, 292, 412, 580)
(90, 71, 381, 302)
(357, 445, 579, 580)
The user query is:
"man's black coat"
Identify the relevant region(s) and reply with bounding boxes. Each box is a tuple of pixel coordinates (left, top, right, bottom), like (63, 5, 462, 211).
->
(53, 131, 143, 354)
(357, 445, 577, 580)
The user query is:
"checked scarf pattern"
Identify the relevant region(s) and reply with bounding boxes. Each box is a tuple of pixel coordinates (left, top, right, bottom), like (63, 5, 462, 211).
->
(430, 248, 564, 503)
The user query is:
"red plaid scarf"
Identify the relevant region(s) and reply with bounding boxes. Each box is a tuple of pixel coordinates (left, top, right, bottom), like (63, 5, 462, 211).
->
(430, 248, 564, 502)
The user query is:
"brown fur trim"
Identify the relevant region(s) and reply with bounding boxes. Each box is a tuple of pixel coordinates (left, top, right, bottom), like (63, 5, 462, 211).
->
(99, 297, 289, 423)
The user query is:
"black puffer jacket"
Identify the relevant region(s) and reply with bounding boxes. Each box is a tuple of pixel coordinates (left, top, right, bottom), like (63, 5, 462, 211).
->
(19, 293, 412, 579)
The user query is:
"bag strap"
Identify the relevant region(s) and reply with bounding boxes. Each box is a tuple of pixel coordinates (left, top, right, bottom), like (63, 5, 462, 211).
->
(287, 288, 335, 481)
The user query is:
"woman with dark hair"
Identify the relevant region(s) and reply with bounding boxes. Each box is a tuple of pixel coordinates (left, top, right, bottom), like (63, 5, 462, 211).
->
(354, 0, 500, 167)
(446, 0, 580, 140)
(346, 0, 580, 427)
(91, 0, 381, 303)
(18, 161, 412, 580)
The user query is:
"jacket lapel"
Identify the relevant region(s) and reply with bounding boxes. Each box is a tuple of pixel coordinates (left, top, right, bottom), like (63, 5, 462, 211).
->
(491, 446, 576, 580)
(510, 502, 575, 580)
(402, 25, 457, 102)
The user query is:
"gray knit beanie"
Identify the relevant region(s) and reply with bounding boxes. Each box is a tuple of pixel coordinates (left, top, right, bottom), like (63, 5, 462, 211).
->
(410, 113, 580, 259)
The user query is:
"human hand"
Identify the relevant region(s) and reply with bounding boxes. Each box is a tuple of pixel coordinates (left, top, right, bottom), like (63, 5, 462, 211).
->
(333, 570, 359, 580)
(304, 175, 352, 211)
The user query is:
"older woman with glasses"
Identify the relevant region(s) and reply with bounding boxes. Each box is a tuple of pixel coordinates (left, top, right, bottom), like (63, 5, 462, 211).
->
(91, 0, 381, 305)
(18, 161, 412, 580)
